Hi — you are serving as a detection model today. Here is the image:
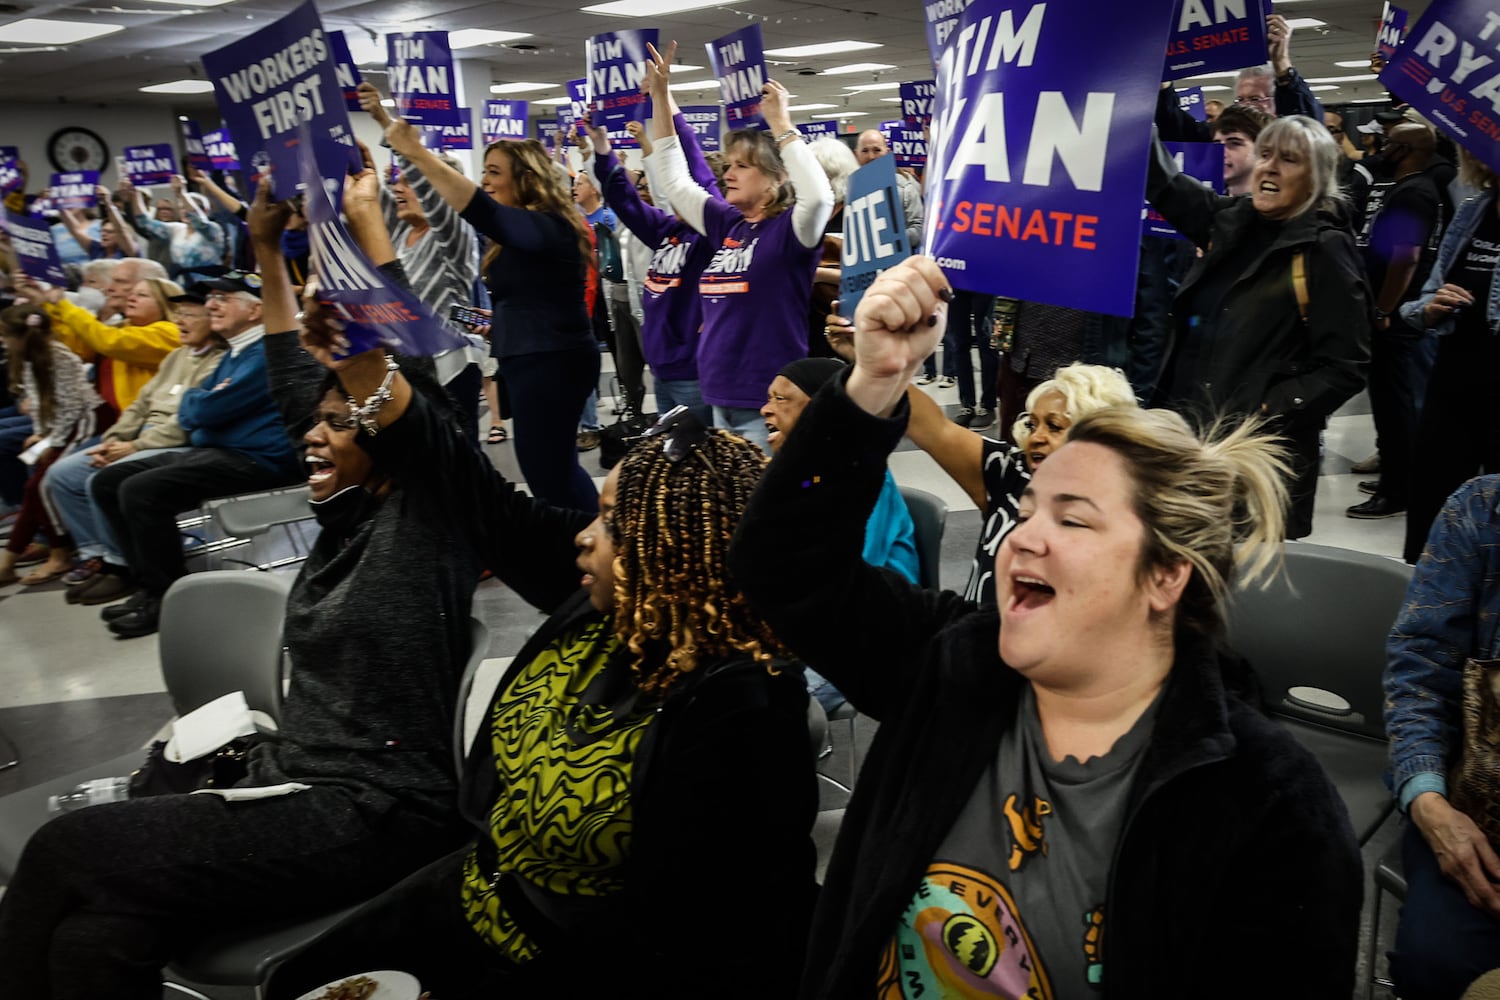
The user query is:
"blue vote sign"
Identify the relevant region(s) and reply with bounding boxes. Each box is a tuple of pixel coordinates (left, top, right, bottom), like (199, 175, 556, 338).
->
(925, 0, 1178, 316)
(1143, 141, 1224, 240)
(902, 81, 937, 124)
(1380, 0, 1500, 176)
(840, 156, 912, 319)
(328, 30, 363, 112)
(203, 130, 240, 171)
(680, 106, 722, 151)
(1178, 86, 1208, 121)
(1378, 3, 1408, 61)
(50, 171, 98, 210)
(588, 29, 657, 148)
(1163, 0, 1267, 80)
(707, 24, 768, 129)
(484, 101, 529, 144)
(123, 144, 178, 186)
(201, 1, 358, 199)
(2, 207, 68, 285)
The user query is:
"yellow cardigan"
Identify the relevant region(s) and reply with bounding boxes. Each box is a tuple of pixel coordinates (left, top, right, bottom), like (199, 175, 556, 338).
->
(45, 299, 181, 413)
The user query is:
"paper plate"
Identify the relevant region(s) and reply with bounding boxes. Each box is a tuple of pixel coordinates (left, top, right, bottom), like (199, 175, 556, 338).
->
(294, 970, 421, 1000)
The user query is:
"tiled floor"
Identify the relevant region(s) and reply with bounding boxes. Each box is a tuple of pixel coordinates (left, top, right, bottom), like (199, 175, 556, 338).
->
(0, 363, 1412, 998)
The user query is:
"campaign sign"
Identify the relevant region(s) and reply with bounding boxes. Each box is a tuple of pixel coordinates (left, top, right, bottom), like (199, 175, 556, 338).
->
(422, 114, 474, 150)
(1, 207, 68, 286)
(588, 29, 657, 147)
(680, 106, 722, 151)
(123, 144, 178, 186)
(706, 24, 768, 129)
(1143, 141, 1223, 239)
(328, 30, 363, 112)
(297, 131, 465, 358)
(180, 119, 213, 173)
(1380, 0, 1500, 176)
(1, 148, 24, 196)
(880, 119, 904, 133)
(839, 156, 911, 319)
(387, 31, 461, 126)
(203, 129, 240, 171)
(1378, 3, 1408, 60)
(924, 0, 976, 65)
(50, 171, 98, 210)
(902, 81, 937, 124)
(538, 119, 563, 148)
(925, 0, 1179, 316)
(559, 79, 591, 138)
(801, 121, 841, 141)
(1163, 0, 1267, 80)
(1178, 86, 1208, 120)
(483, 100, 528, 144)
(892, 128, 928, 168)
(202, 0, 359, 199)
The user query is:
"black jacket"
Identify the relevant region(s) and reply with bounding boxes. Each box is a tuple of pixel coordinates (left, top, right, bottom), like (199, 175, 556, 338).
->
(1146, 136, 1370, 424)
(730, 376, 1364, 999)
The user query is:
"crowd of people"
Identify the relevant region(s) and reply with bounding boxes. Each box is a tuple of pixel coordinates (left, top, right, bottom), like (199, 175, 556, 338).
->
(0, 9, 1499, 999)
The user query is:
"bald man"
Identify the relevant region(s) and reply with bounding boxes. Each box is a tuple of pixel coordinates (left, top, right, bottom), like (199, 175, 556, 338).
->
(853, 129, 924, 250)
(1348, 121, 1445, 522)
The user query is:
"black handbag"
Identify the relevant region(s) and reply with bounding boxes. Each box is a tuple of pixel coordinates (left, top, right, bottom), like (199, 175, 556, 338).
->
(599, 410, 653, 470)
(126, 734, 260, 798)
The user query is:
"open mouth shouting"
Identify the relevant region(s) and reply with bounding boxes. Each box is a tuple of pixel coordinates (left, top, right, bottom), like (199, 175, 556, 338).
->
(1007, 573, 1057, 617)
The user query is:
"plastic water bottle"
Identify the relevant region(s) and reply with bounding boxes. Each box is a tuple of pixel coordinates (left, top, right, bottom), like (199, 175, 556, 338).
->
(47, 776, 132, 813)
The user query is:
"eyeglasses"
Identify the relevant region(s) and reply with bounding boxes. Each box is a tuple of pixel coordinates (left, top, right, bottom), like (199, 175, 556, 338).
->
(1236, 95, 1274, 108)
(639, 405, 710, 463)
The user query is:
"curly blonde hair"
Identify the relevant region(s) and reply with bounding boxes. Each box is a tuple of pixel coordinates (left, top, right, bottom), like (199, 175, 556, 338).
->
(479, 139, 595, 281)
(1013, 362, 1137, 450)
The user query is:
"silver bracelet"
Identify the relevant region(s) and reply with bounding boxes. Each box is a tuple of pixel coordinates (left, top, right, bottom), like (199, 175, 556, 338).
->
(347, 356, 400, 436)
(773, 128, 800, 145)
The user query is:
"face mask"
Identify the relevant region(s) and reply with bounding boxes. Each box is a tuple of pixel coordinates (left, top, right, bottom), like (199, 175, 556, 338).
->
(308, 483, 378, 537)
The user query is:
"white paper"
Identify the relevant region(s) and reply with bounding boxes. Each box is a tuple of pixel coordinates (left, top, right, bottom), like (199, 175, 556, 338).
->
(192, 782, 311, 801)
(18, 436, 53, 466)
(166, 690, 257, 763)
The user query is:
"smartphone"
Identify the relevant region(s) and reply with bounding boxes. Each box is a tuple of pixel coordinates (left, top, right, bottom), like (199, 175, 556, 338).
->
(448, 304, 488, 329)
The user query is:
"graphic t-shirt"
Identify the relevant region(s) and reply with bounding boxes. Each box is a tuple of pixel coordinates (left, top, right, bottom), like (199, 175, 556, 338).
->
(1451, 207, 1499, 341)
(963, 438, 1031, 605)
(460, 614, 656, 965)
(1362, 171, 1442, 304)
(880, 685, 1160, 998)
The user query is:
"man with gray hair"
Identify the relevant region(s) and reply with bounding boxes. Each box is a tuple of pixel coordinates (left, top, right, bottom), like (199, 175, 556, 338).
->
(853, 129, 924, 251)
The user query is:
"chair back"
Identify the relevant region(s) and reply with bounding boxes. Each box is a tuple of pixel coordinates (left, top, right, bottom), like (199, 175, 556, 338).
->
(159, 571, 293, 723)
(1225, 541, 1412, 741)
(454, 617, 491, 774)
(898, 486, 949, 591)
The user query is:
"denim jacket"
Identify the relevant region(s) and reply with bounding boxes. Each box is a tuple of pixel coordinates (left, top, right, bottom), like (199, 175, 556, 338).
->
(1384, 475, 1500, 811)
(1400, 191, 1500, 336)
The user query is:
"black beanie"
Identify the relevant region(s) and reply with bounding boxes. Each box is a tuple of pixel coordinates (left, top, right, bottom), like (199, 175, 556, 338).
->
(776, 357, 847, 397)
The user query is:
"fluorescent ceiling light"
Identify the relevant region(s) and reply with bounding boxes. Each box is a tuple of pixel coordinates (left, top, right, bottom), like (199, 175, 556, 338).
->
(1348, 97, 1392, 104)
(1308, 85, 1339, 92)
(1334, 59, 1370, 68)
(534, 96, 571, 105)
(1179, 70, 1240, 81)
(764, 40, 881, 58)
(582, 0, 726, 15)
(0, 18, 124, 44)
(812, 111, 866, 118)
(667, 79, 718, 91)
(1283, 17, 1325, 28)
(843, 81, 901, 92)
(820, 62, 896, 75)
(1305, 74, 1377, 83)
(448, 29, 530, 49)
(879, 97, 902, 103)
(490, 82, 555, 93)
(141, 79, 216, 93)
(786, 103, 837, 111)
(1200, 85, 1231, 91)
(131, 0, 235, 6)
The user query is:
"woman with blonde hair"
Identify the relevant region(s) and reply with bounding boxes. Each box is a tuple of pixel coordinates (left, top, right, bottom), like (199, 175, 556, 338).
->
(732, 257, 1363, 998)
(370, 84, 600, 511)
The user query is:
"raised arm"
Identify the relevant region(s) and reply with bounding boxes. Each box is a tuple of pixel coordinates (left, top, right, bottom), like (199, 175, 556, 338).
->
(187, 166, 245, 216)
(589, 126, 672, 246)
(760, 81, 834, 248)
(1145, 131, 1232, 249)
(58, 207, 97, 255)
(247, 178, 325, 436)
(358, 82, 484, 220)
(904, 385, 987, 508)
(643, 42, 711, 236)
(97, 186, 139, 256)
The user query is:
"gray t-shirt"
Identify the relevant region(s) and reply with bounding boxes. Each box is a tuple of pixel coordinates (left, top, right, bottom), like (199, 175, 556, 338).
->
(879, 685, 1159, 997)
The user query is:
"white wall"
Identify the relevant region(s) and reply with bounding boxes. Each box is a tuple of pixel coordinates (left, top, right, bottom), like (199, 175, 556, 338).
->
(6, 103, 191, 190)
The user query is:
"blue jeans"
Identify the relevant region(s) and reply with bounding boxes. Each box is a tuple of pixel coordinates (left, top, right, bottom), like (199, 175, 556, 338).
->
(499, 348, 600, 513)
(1390, 821, 1500, 1000)
(712, 405, 768, 453)
(654, 379, 711, 427)
(579, 389, 600, 433)
(45, 444, 188, 562)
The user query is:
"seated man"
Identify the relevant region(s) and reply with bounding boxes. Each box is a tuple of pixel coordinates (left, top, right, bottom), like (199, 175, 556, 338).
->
(89, 272, 302, 638)
(762, 357, 918, 712)
(1385, 474, 1500, 998)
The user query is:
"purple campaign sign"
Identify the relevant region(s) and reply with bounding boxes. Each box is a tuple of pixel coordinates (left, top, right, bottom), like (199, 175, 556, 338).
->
(50, 171, 98, 210)
(901, 81, 937, 124)
(925, 0, 1179, 316)
(422, 114, 473, 151)
(559, 79, 591, 140)
(1178, 86, 1208, 121)
(2, 148, 25, 196)
(891, 128, 928, 168)
(203, 130, 240, 171)
(180, 119, 213, 173)
(879, 119, 903, 133)
(1, 207, 68, 286)
(801, 121, 840, 141)
(202, 1, 359, 200)
(297, 132, 465, 359)
(1163, 0, 1267, 80)
(123, 144, 178, 186)
(387, 32, 461, 127)
(1378, 3, 1408, 61)
(840, 156, 911, 319)
(484, 100, 529, 144)
(706, 24, 767, 130)
(1380, 0, 1500, 176)
(538, 119, 562, 148)
(1143, 141, 1223, 239)
(680, 106, 722, 152)
(924, 0, 976, 65)
(588, 29, 657, 148)
(328, 30, 363, 112)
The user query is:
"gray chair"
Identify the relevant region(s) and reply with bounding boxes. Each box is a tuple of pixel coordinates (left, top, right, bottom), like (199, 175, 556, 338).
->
(898, 485, 948, 591)
(1224, 540, 1413, 844)
(1367, 838, 1407, 999)
(202, 486, 316, 571)
(165, 616, 490, 998)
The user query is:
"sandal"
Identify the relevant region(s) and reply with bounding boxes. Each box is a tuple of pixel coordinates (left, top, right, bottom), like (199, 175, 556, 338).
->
(486, 424, 508, 444)
(19, 564, 68, 586)
(16, 543, 49, 566)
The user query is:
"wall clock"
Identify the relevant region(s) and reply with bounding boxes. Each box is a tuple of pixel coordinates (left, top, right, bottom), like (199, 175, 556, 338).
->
(47, 127, 110, 173)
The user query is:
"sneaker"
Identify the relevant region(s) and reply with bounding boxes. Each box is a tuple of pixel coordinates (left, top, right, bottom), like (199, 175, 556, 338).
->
(938, 376, 957, 388)
(63, 557, 103, 587)
(1346, 495, 1406, 519)
(99, 587, 149, 620)
(1357, 480, 1379, 496)
(915, 373, 936, 385)
(1350, 453, 1381, 475)
(968, 406, 996, 430)
(576, 430, 601, 452)
(952, 406, 976, 428)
